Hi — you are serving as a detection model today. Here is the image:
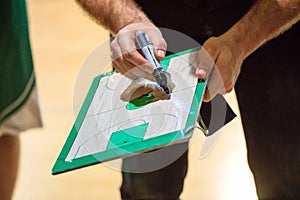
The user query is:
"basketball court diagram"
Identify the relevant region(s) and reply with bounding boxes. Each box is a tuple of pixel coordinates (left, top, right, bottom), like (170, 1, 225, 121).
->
(52, 49, 207, 174)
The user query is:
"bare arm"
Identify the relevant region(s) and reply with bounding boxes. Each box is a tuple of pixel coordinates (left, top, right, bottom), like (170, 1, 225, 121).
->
(223, 0, 300, 60)
(76, 0, 150, 34)
(197, 0, 300, 101)
(76, 0, 167, 80)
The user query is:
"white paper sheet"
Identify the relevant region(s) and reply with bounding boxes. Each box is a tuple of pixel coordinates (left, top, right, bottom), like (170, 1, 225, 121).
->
(66, 51, 200, 161)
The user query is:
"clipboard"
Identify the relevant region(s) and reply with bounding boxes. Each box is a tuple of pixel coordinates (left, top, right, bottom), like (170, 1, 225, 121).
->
(52, 48, 206, 175)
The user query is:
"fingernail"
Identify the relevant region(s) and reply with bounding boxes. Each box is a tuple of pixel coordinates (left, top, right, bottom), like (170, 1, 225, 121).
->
(197, 69, 207, 78)
(157, 50, 165, 58)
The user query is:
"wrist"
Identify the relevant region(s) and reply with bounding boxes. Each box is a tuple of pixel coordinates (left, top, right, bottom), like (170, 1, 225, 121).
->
(114, 11, 152, 34)
(219, 30, 250, 61)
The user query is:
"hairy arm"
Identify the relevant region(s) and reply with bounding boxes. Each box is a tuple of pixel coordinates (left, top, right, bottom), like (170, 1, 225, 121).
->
(197, 0, 300, 101)
(76, 0, 167, 80)
(75, 0, 151, 34)
(223, 0, 300, 59)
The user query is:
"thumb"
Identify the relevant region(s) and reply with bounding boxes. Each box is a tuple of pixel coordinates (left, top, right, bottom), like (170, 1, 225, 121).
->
(154, 48, 166, 60)
(152, 37, 167, 61)
(196, 42, 219, 80)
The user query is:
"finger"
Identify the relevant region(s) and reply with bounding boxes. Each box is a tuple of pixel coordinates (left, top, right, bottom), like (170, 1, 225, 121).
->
(151, 37, 167, 60)
(116, 58, 153, 81)
(110, 38, 123, 62)
(117, 32, 137, 55)
(114, 49, 154, 80)
(203, 90, 211, 103)
(154, 48, 166, 61)
(114, 65, 137, 80)
(196, 44, 220, 80)
(112, 62, 125, 75)
(123, 50, 154, 74)
(203, 67, 225, 102)
(112, 57, 128, 74)
(196, 48, 216, 80)
(113, 60, 138, 80)
(117, 32, 153, 73)
(111, 38, 135, 78)
(147, 27, 167, 47)
(130, 65, 156, 81)
(123, 71, 138, 80)
(116, 32, 154, 73)
(143, 27, 167, 60)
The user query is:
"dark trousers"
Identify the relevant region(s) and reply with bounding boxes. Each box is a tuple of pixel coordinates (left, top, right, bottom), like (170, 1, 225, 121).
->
(120, 1, 300, 198)
(120, 143, 188, 200)
(235, 24, 300, 199)
(120, 26, 300, 200)
(120, 95, 236, 199)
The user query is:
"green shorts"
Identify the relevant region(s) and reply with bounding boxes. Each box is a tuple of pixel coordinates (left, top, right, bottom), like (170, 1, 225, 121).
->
(0, 0, 42, 135)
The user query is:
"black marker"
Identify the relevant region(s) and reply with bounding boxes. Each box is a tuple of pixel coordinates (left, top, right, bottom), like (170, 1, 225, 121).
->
(135, 30, 170, 94)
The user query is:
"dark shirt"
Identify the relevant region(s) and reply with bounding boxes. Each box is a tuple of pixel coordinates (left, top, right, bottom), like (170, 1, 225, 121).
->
(132, 1, 300, 198)
(135, 0, 255, 43)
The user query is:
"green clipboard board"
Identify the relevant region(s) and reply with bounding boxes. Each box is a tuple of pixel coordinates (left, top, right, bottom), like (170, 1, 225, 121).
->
(52, 48, 206, 175)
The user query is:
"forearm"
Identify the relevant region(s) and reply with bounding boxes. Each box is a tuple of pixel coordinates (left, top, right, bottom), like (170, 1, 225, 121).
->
(76, 0, 151, 34)
(222, 0, 300, 59)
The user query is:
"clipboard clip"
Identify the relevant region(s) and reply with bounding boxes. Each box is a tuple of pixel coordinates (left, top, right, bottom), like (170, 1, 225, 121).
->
(197, 115, 209, 136)
(183, 115, 209, 136)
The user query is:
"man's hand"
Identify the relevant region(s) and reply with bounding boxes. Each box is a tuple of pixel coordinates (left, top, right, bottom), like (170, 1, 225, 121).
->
(111, 22, 167, 80)
(196, 36, 244, 102)
(195, 1, 300, 102)
(75, 0, 167, 80)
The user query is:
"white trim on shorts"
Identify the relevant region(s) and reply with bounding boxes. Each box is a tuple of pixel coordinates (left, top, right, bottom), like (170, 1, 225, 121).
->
(0, 87, 43, 136)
